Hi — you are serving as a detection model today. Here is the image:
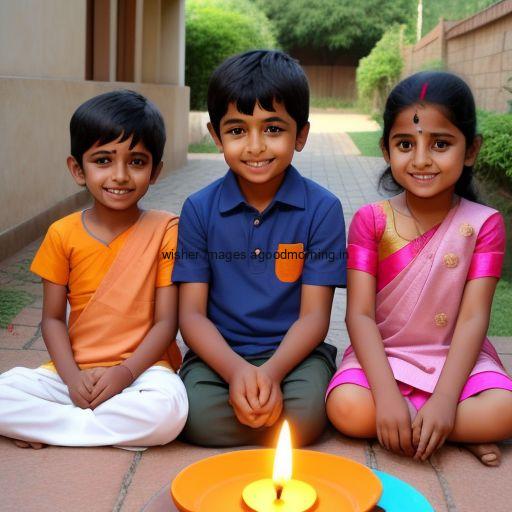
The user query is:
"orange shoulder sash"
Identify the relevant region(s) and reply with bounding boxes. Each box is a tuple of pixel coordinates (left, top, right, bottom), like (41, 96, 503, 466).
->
(67, 210, 182, 371)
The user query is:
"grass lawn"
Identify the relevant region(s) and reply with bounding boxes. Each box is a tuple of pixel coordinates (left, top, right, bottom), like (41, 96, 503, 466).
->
(347, 131, 382, 157)
(489, 280, 512, 336)
(188, 136, 218, 153)
(0, 289, 34, 328)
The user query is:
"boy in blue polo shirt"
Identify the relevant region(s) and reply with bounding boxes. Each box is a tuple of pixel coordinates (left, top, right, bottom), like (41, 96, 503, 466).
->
(173, 50, 346, 447)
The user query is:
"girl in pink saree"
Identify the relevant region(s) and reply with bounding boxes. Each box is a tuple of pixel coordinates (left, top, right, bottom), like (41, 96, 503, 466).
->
(326, 72, 512, 466)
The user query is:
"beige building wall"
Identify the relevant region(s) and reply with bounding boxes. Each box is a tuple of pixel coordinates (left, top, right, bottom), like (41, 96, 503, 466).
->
(0, 0, 87, 79)
(0, 78, 188, 234)
(0, 0, 188, 261)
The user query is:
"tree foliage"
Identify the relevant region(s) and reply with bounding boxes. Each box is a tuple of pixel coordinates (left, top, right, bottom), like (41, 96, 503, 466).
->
(421, 0, 498, 37)
(256, 0, 415, 57)
(186, 0, 276, 110)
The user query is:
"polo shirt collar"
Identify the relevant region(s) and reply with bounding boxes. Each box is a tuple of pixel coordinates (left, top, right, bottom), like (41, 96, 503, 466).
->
(219, 165, 306, 214)
(272, 165, 306, 210)
(218, 170, 247, 214)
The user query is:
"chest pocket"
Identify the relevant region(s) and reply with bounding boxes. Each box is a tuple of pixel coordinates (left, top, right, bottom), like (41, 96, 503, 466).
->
(275, 243, 305, 283)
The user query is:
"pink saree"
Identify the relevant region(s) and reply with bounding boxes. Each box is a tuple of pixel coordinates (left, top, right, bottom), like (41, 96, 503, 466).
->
(329, 198, 510, 400)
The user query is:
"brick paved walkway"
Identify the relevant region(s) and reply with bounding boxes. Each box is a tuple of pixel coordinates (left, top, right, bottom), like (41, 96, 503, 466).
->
(1, 131, 511, 511)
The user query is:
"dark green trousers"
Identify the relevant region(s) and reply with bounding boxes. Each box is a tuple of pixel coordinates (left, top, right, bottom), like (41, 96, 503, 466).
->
(179, 346, 336, 447)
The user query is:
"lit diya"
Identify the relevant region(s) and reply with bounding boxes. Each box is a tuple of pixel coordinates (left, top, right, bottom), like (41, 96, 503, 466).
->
(242, 421, 317, 511)
(171, 420, 382, 511)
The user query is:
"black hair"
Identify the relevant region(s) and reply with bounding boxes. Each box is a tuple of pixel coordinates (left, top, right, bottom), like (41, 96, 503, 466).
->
(70, 90, 165, 173)
(207, 50, 309, 138)
(379, 71, 479, 202)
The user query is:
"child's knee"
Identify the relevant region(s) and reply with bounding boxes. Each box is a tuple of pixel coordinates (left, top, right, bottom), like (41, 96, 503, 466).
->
(146, 378, 189, 445)
(284, 397, 328, 447)
(486, 389, 512, 433)
(183, 385, 270, 447)
(181, 383, 227, 446)
(326, 385, 375, 438)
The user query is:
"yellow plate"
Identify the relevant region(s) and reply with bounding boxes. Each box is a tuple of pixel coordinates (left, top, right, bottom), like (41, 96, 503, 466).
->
(171, 449, 382, 512)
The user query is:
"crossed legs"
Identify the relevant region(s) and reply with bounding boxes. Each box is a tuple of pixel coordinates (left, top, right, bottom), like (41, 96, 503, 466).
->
(0, 366, 188, 449)
(326, 384, 512, 466)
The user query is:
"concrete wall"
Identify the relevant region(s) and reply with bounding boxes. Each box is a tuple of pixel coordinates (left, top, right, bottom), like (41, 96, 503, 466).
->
(0, 78, 188, 232)
(0, 0, 189, 261)
(0, 0, 87, 79)
(401, 1, 512, 113)
(141, 0, 185, 85)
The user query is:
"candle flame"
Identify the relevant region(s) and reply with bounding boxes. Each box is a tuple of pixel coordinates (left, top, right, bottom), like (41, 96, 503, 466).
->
(272, 420, 292, 484)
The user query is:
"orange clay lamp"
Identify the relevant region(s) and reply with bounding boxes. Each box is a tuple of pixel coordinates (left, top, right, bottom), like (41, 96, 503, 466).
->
(242, 420, 317, 511)
(171, 419, 382, 511)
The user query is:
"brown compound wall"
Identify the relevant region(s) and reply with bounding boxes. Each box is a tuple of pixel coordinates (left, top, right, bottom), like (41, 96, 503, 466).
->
(402, 0, 512, 113)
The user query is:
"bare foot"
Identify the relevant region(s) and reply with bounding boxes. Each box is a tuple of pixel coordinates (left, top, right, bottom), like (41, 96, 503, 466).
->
(12, 439, 46, 449)
(464, 443, 501, 466)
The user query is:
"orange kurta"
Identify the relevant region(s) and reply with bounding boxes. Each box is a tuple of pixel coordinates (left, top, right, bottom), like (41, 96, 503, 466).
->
(30, 210, 181, 371)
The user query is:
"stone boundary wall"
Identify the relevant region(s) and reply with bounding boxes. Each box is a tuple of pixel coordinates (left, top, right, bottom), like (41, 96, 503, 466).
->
(401, 0, 512, 112)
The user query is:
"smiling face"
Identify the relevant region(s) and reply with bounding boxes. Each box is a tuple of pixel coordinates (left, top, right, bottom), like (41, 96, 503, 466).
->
(208, 101, 309, 192)
(67, 135, 161, 212)
(383, 103, 480, 200)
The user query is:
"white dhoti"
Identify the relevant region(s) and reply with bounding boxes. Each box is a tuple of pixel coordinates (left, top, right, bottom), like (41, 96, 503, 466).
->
(0, 365, 188, 447)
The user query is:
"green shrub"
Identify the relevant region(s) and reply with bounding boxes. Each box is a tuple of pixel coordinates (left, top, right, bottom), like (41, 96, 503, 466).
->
(186, 0, 276, 110)
(356, 26, 404, 113)
(475, 110, 512, 190)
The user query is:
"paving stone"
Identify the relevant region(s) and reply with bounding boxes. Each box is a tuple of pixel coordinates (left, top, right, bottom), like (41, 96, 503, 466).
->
(373, 443, 448, 512)
(491, 336, 512, 355)
(0, 349, 49, 373)
(309, 427, 368, 465)
(0, 325, 39, 350)
(434, 443, 512, 512)
(122, 442, 226, 512)
(28, 335, 49, 352)
(11, 306, 42, 327)
(500, 354, 512, 372)
(0, 438, 133, 512)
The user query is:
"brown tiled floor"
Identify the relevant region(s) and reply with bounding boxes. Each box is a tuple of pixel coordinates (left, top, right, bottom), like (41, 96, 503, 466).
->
(1, 134, 512, 511)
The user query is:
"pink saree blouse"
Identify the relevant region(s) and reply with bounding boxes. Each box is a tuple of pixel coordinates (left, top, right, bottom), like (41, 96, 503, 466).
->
(334, 198, 509, 394)
(347, 201, 505, 291)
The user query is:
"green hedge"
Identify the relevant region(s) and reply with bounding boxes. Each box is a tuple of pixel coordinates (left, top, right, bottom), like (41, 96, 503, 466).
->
(356, 26, 404, 112)
(186, 0, 276, 111)
(475, 111, 512, 190)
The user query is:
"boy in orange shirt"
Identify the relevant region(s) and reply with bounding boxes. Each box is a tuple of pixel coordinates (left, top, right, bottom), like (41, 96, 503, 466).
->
(0, 90, 187, 448)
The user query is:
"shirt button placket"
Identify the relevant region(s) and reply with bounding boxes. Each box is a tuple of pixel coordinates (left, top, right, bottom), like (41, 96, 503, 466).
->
(249, 211, 266, 273)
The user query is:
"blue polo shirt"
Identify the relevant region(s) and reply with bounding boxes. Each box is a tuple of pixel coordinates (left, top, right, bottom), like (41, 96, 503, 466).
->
(172, 165, 346, 357)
